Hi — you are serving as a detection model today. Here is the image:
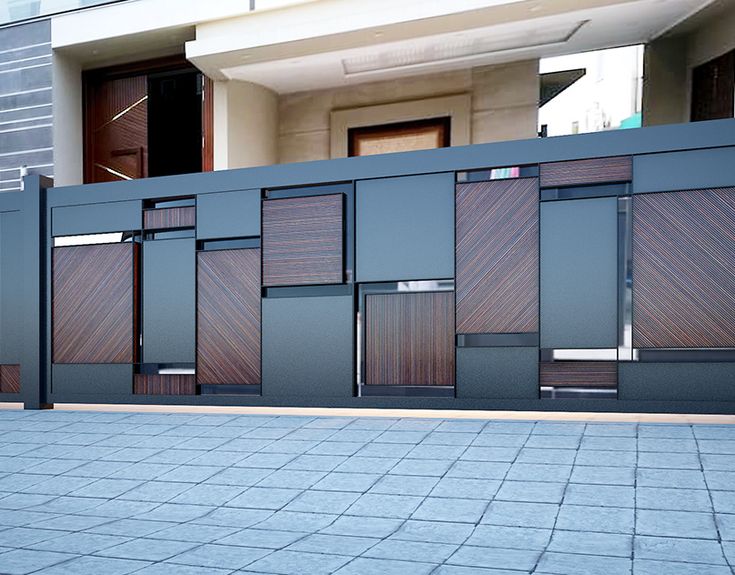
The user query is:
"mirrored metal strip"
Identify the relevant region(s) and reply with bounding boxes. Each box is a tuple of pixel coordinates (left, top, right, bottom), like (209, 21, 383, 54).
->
(618, 196, 634, 361)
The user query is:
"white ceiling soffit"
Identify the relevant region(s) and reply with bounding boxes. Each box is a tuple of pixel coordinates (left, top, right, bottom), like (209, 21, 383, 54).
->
(208, 0, 709, 93)
(341, 20, 587, 77)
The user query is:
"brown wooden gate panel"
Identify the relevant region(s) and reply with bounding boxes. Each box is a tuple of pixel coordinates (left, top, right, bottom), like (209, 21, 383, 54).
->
(365, 291, 454, 386)
(456, 178, 539, 334)
(53, 243, 139, 364)
(262, 194, 343, 286)
(633, 188, 735, 348)
(197, 249, 261, 385)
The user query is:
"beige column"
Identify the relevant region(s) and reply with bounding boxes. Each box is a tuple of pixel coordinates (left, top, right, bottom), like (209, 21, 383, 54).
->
(213, 80, 279, 170)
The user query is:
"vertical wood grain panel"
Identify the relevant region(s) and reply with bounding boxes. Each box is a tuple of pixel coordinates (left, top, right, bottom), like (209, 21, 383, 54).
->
(456, 178, 538, 334)
(540, 156, 632, 187)
(262, 194, 343, 286)
(0, 365, 20, 393)
(143, 206, 196, 230)
(134, 374, 195, 395)
(198, 248, 261, 385)
(365, 291, 455, 386)
(540, 362, 617, 388)
(53, 243, 138, 364)
(633, 188, 735, 348)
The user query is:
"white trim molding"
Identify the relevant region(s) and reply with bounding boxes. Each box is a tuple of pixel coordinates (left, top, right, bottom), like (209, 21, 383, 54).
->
(329, 93, 471, 159)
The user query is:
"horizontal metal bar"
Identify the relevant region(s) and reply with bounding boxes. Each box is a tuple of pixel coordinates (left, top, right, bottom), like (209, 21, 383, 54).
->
(458, 333, 539, 347)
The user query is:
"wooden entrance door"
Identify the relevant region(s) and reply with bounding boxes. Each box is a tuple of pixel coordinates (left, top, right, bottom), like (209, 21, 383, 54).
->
(84, 74, 148, 183)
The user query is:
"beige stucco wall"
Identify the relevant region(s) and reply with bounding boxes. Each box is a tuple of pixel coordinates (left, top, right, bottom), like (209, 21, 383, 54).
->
(278, 59, 539, 164)
(643, 1, 735, 126)
(214, 80, 279, 170)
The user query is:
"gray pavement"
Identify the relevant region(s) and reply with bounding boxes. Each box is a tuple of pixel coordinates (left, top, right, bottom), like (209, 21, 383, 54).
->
(0, 409, 734, 574)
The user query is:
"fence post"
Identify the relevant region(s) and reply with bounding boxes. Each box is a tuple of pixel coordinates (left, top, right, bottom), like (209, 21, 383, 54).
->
(21, 174, 52, 410)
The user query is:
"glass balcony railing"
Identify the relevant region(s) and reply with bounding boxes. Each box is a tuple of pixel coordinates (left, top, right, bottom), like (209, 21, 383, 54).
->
(0, 0, 130, 26)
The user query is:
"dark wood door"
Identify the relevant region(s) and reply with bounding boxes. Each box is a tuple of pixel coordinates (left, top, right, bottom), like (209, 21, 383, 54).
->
(84, 74, 148, 183)
(691, 50, 735, 122)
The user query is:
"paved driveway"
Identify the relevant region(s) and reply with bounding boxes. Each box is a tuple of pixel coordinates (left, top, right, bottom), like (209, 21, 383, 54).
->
(0, 409, 733, 574)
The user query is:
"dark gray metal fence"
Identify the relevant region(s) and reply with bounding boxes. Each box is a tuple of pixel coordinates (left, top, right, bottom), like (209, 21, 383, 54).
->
(2, 119, 735, 413)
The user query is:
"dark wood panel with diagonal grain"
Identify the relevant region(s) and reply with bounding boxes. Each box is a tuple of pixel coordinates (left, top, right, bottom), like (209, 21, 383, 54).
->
(540, 156, 632, 188)
(456, 178, 538, 334)
(198, 248, 261, 385)
(540, 362, 617, 388)
(134, 374, 195, 395)
(0, 365, 20, 393)
(262, 194, 343, 286)
(365, 292, 455, 386)
(53, 243, 138, 364)
(85, 74, 148, 183)
(143, 206, 196, 230)
(633, 188, 735, 348)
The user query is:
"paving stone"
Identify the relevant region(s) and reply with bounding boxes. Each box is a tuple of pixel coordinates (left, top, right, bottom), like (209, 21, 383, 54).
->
(388, 458, 454, 476)
(711, 490, 735, 513)
(393, 520, 475, 544)
(148, 523, 239, 543)
(636, 509, 719, 539)
(574, 449, 637, 467)
(637, 468, 707, 489)
(570, 465, 635, 485)
(170, 483, 245, 506)
(369, 474, 438, 496)
(282, 454, 347, 471)
(464, 524, 551, 550)
(95, 537, 199, 561)
(285, 490, 361, 514)
(504, 463, 572, 482)
(637, 486, 713, 512)
(515, 448, 577, 465)
(255, 511, 337, 533)
(555, 505, 634, 534)
(227, 487, 302, 509)
(168, 543, 269, 569)
(638, 452, 701, 469)
(447, 545, 540, 571)
(633, 560, 732, 575)
(321, 516, 402, 538)
(312, 472, 381, 492)
(634, 536, 727, 564)
(286, 533, 377, 555)
(536, 551, 631, 575)
(28, 555, 150, 575)
(470, 433, 527, 447)
(411, 497, 488, 523)
(481, 501, 559, 529)
(547, 530, 632, 557)
(447, 461, 510, 480)
(333, 557, 436, 575)
(461, 447, 519, 462)
(346, 493, 423, 519)
(495, 480, 566, 504)
(429, 477, 501, 500)
(524, 434, 581, 449)
(565, 484, 634, 507)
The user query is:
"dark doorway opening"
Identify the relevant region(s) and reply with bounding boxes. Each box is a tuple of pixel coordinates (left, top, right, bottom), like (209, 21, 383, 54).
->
(148, 70, 202, 177)
(83, 56, 213, 184)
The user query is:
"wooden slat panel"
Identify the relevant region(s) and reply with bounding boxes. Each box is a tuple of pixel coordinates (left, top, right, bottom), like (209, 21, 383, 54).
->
(53, 243, 138, 364)
(456, 178, 538, 334)
(0, 365, 20, 393)
(365, 292, 455, 386)
(134, 374, 195, 395)
(262, 194, 343, 286)
(540, 362, 617, 388)
(143, 206, 196, 230)
(633, 188, 735, 348)
(540, 156, 632, 188)
(198, 249, 261, 385)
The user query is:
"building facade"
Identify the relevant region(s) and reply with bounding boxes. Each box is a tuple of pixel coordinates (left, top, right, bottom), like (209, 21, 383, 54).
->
(0, 0, 734, 412)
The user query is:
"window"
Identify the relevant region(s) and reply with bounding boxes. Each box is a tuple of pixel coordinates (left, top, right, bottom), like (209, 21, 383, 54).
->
(348, 117, 450, 157)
